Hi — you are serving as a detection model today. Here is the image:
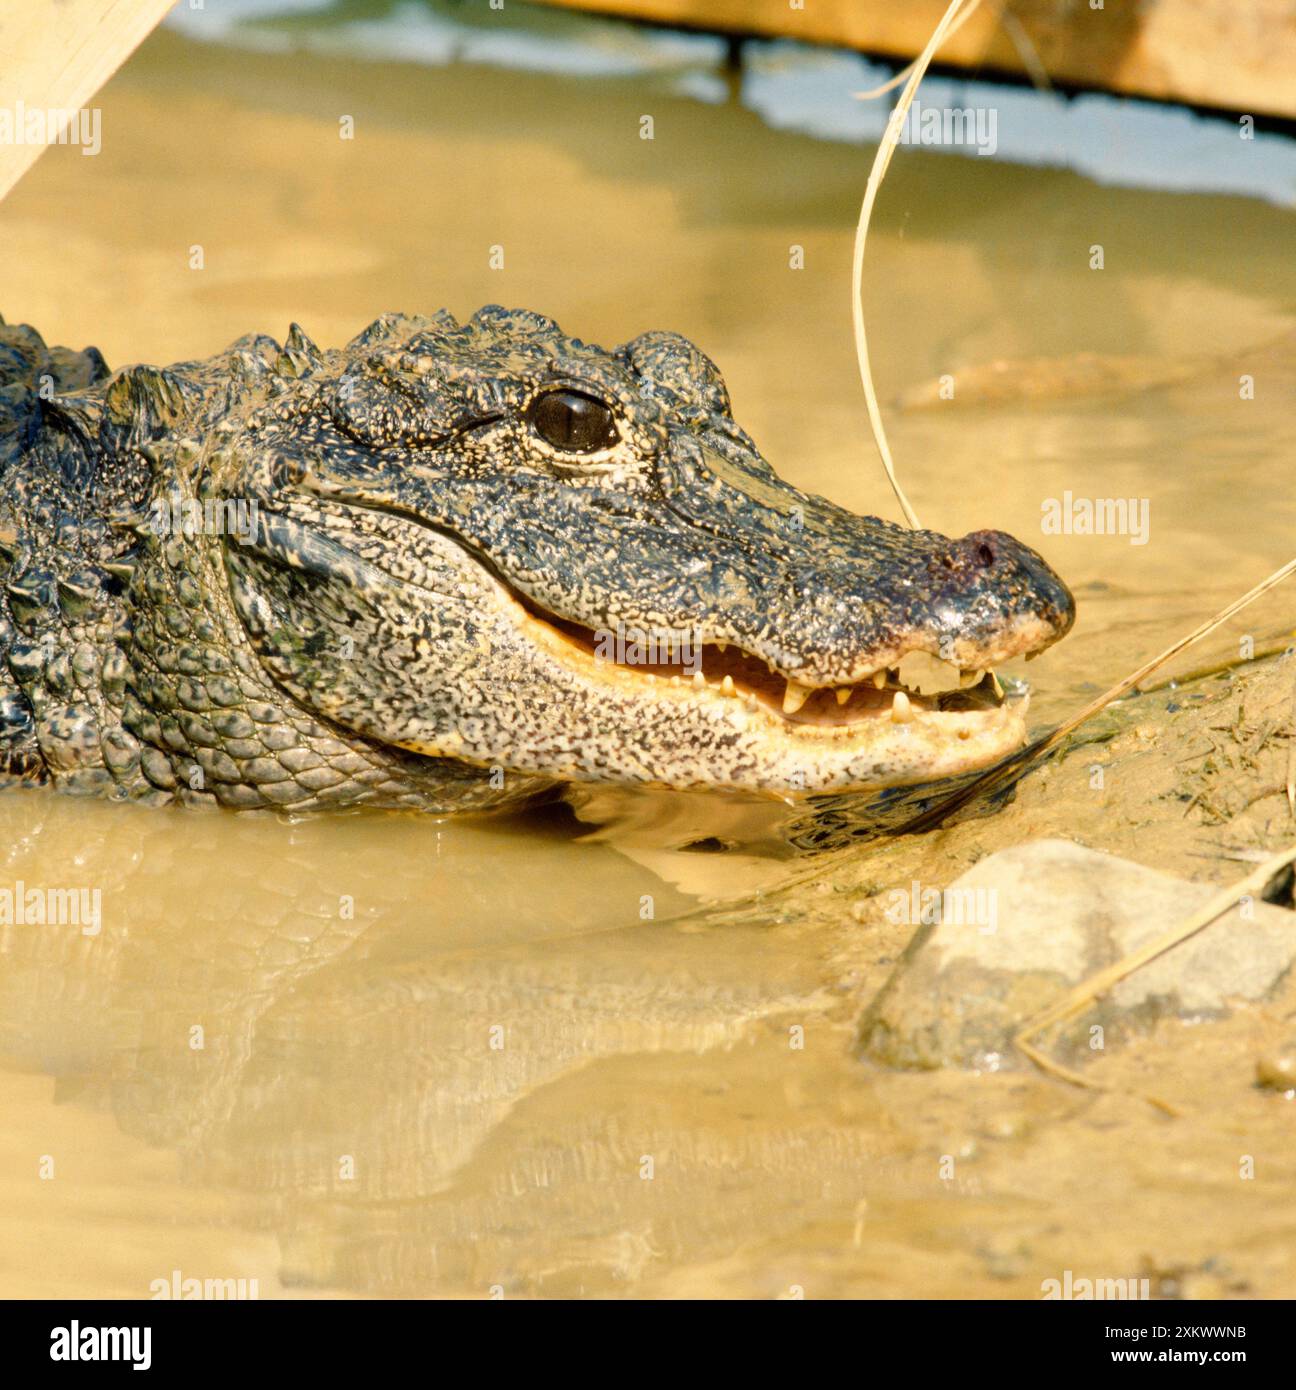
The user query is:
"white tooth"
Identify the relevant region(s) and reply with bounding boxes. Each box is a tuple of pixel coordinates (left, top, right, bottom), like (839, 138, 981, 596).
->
(782, 680, 813, 715)
(715, 640, 727, 653)
(990, 671, 1004, 698)
(721, 675, 736, 697)
(891, 689, 914, 723)
(693, 670, 706, 689)
(959, 669, 982, 688)
(836, 687, 851, 706)
(872, 671, 887, 690)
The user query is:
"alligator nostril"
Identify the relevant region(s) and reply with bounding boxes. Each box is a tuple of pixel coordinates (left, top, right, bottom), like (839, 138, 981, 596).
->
(976, 542, 995, 567)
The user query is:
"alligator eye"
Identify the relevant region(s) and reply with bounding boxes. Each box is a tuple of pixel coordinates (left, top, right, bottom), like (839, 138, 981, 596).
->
(529, 389, 618, 454)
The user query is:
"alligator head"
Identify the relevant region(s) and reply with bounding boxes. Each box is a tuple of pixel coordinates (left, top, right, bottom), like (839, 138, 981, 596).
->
(0, 306, 1073, 810)
(216, 305, 1073, 799)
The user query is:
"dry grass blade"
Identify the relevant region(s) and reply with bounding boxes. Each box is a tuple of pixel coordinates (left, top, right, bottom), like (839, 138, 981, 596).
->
(854, 0, 988, 102)
(1287, 672, 1296, 818)
(998, 9, 1053, 92)
(1014, 841, 1296, 1108)
(895, 555, 1296, 836)
(853, 0, 974, 529)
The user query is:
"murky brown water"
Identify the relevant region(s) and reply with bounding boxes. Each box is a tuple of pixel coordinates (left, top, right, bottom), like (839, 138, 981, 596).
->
(1, 22, 1294, 1297)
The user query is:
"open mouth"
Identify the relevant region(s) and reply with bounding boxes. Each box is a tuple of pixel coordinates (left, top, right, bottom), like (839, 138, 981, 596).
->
(232, 502, 1039, 794)
(507, 589, 1011, 733)
(243, 499, 1024, 735)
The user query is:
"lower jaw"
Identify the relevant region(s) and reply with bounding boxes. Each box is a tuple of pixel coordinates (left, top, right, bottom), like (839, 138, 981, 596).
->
(433, 570, 1032, 795)
(721, 696, 1029, 796)
(600, 697, 1030, 797)
(539, 650, 1028, 797)
(401, 689, 1029, 798)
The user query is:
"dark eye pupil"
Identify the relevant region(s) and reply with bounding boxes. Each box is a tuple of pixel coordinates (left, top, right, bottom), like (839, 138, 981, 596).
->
(531, 390, 616, 453)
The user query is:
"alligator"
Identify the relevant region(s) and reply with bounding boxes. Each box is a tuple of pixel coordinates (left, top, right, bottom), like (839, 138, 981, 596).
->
(0, 305, 1074, 814)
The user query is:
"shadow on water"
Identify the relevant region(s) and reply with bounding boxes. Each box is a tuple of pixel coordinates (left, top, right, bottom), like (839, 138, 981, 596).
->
(0, 787, 871, 1295)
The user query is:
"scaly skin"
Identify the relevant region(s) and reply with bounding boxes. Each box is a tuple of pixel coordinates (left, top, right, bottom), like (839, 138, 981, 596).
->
(0, 306, 1074, 812)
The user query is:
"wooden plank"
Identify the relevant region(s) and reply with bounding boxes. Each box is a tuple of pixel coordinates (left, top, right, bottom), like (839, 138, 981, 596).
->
(0, 0, 175, 203)
(535, 0, 1296, 119)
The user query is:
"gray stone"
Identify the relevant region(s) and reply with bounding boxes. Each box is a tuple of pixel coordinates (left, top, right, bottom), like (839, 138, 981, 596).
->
(860, 839, 1296, 1070)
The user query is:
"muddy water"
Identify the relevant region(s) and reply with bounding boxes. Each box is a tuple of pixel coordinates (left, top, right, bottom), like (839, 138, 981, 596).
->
(1, 18, 1294, 1297)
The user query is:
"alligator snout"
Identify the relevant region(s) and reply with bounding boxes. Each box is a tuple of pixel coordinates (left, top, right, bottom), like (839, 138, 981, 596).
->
(933, 528, 1076, 647)
(756, 497, 1075, 688)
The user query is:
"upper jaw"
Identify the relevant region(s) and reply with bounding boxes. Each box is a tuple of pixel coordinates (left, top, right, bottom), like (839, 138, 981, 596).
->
(503, 569, 1023, 737)
(684, 608, 1065, 698)
(740, 527, 1075, 689)
(503, 521, 1074, 720)
(645, 436, 1075, 686)
(494, 534, 1073, 703)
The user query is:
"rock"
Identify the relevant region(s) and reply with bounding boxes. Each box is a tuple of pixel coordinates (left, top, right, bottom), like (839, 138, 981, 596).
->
(859, 839, 1296, 1070)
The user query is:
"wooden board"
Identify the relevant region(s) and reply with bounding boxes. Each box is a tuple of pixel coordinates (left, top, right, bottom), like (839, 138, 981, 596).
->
(535, 0, 1296, 119)
(0, 0, 175, 203)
